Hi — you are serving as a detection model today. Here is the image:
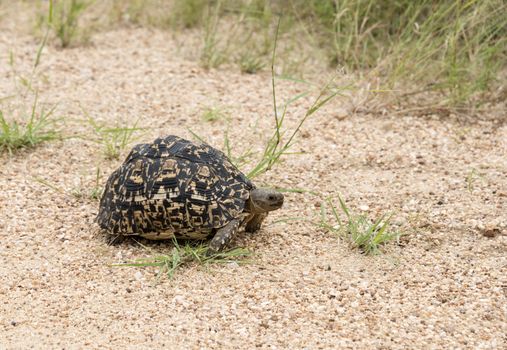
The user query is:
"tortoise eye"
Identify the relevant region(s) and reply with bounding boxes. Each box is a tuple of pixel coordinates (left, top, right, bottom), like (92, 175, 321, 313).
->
(268, 196, 275, 201)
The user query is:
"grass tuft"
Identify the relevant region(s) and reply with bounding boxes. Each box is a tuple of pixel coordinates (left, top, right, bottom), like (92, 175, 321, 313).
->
(238, 51, 265, 74)
(39, 0, 92, 48)
(201, 106, 228, 122)
(82, 109, 143, 160)
(170, 0, 208, 29)
(70, 167, 103, 200)
(320, 195, 401, 255)
(89, 167, 103, 200)
(0, 96, 60, 154)
(193, 18, 343, 179)
(200, 2, 227, 69)
(114, 239, 251, 280)
(466, 168, 484, 193)
(329, 0, 506, 105)
(53, 0, 92, 48)
(247, 18, 342, 179)
(109, 0, 151, 25)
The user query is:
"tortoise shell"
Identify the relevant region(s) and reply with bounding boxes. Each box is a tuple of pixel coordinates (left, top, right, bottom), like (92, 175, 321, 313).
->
(96, 135, 254, 239)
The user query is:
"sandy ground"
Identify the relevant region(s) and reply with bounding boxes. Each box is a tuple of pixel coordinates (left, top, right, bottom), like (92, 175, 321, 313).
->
(1, 23, 506, 350)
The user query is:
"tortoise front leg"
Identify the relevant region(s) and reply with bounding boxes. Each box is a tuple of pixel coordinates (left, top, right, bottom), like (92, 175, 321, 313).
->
(208, 219, 241, 254)
(245, 213, 267, 233)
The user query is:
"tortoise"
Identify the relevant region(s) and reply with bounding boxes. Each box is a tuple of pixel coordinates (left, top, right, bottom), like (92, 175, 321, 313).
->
(96, 135, 284, 253)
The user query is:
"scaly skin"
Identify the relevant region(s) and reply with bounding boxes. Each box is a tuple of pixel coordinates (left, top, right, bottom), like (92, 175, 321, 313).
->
(208, 219, 241, 254)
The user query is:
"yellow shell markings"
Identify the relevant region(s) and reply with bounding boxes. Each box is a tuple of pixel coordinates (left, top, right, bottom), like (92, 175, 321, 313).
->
(162, 158, 177, 170)
(197, 165, 211, 177)
(134, 159, 143, 170)
(129, 175, 143, 184)
(207, 202, 217, 224)
(191, 215, 204, 227)
(190, 202, 206, 215)
(141, 231, 176, 240)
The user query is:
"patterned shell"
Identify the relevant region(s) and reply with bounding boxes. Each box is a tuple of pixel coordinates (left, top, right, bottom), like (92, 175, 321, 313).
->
(96, 135, 254, 238)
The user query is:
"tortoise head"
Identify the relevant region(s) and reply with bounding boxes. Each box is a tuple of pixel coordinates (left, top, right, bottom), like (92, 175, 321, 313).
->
(248, 188, 284, 213)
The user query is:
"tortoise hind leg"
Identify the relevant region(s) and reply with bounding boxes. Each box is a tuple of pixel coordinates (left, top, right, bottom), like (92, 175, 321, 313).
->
(245, 213, 267, 233)
(208, 219, 241, 254)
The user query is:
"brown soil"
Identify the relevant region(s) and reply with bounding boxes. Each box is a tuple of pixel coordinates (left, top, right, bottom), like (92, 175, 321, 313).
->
(1, 25, 506, 349)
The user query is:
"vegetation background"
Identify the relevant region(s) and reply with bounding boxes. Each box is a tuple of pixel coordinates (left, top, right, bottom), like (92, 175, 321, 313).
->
(33, 0, 507, 107)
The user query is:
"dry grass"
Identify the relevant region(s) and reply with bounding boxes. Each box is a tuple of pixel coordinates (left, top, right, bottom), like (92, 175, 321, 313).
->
(0, 99, 60, 154)
(69, 0, 507, 107)
(114, 240, 251, 280)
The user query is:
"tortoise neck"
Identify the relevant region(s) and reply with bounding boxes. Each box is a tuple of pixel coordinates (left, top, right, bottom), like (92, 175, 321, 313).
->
(245, 197, 263, 214)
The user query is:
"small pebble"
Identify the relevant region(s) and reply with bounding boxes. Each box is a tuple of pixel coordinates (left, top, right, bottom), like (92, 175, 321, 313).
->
(227, 261, 240, 268)
(482, 227, 500, 238)
(134, 271, 143, 281)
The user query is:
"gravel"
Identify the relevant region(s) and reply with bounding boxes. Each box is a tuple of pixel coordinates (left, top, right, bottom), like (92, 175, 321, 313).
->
(0, 23, 506, 349)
